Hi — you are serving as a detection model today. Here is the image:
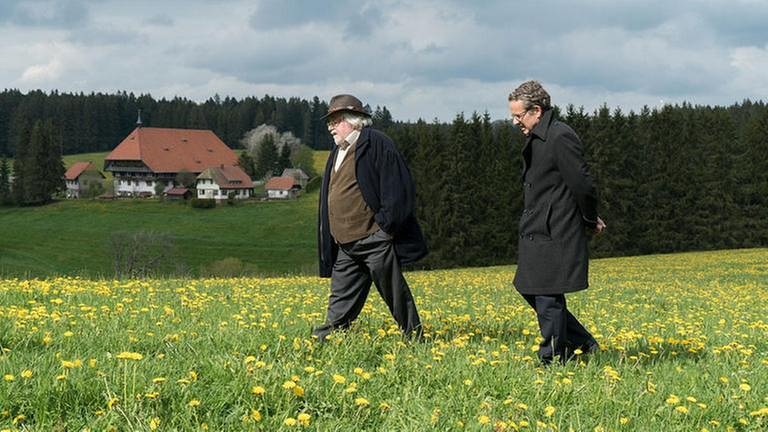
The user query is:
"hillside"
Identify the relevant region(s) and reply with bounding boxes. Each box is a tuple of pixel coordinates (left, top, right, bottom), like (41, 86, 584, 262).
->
(1, 249, 766, 430)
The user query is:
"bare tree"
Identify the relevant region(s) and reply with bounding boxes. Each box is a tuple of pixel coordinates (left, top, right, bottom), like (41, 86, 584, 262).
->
(108, 231, 177, 278)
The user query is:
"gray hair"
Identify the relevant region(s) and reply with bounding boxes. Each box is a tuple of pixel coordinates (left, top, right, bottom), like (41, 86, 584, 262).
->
(508, 80, 551, 110)
(341, 112, 373, 130)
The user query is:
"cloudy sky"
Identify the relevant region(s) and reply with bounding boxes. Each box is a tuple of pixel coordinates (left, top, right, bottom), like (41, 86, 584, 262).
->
(2, 0, 767, 121)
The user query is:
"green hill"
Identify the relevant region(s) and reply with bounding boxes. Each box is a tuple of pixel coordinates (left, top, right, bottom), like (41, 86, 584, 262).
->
(0, 194, 319, 278)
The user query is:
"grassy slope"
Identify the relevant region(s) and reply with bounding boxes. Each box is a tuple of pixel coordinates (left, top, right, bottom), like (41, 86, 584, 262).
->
(0, 249, 766, 431)
(0, 150, 331, 278)
(0, 196, 319, 277)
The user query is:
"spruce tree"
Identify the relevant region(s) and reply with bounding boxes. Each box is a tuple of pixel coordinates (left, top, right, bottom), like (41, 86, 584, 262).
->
(254, 134, 279, 179)
(0, 157, 11, 205)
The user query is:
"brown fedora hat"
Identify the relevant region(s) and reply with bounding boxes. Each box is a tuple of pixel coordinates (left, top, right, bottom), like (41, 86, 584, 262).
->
(322, 94, 371, 119)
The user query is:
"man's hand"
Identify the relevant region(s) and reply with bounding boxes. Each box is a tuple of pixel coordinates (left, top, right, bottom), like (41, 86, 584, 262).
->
(593, 216, 606, 235)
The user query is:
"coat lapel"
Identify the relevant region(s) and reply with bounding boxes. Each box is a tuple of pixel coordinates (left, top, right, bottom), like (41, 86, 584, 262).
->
(354, 127, 371, 162)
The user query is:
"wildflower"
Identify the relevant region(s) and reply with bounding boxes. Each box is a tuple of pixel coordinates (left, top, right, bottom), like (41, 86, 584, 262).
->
(188, 399, 200, 407)
(145, 392, 159, 400)
(284, 417, 297, 426)
(739, 383, 751, 392)
(252, 385, 266, 396)
(107, 397, 119, 409)
(516, 403, 529, 410)
(675, 406, 689, 414)
(293, 385, 305, 397)
(116, 352, 143, 361)
(750, 407, 768, 417)
(620, 417, 629, 425)
(544, 405, 556, 417)
(332, 374, 346, 384)
(149, 417, 160, 431)
(282, 380, 297, 390)
(355, 397, 370, 407)
(250, 409, 262, 422)
(478, 415, 490, 425)
(379, 402, 391, 411)
(21, 370, 33, 379)
(297, 412, 311, 426)
(3, 374, 14, 382)
(153, 377, 167, 384)
(666, 395, 681, 405)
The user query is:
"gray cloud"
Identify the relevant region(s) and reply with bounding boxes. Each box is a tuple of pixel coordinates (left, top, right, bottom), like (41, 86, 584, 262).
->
(1, 0, 767, 121)
(0, 0, 90, 27)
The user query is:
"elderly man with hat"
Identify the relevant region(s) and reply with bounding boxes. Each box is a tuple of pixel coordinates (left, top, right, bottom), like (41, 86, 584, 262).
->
(313, 94, 427, 342)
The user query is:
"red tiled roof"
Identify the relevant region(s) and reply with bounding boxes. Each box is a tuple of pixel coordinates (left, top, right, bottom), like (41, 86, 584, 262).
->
(265, 176, 296, 191)
(166, 187, 190, 196)
(64, 161, 94, 180)
(198, 165, 254, 189)
(105, 127, 237, 173)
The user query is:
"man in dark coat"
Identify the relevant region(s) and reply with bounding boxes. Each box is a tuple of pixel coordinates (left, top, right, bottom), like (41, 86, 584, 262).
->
(313, 94, 427, 342)
(508, 81, 606, 364)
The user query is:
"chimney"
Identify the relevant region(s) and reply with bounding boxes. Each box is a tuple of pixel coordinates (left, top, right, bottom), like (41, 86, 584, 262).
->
(136, 109, 143, 128)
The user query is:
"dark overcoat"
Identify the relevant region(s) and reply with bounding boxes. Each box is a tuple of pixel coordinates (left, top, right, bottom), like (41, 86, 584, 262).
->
(318, 127, 428, 277)
(513, 109, 598, 295)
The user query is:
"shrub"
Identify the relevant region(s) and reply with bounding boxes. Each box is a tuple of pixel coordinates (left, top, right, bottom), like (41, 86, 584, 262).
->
(190, 198, 216, 209)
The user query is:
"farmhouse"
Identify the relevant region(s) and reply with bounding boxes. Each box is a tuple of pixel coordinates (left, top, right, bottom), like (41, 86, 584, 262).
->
(64, 161, 105, 199)
(196, 165, 254, 201)
(104, 127, 238, 197)
(265, 176, 299, 199)
(281, 168, 310, 189)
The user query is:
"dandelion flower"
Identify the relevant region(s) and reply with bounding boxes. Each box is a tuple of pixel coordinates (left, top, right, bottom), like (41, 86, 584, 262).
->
(297, 412, 311, 426)
(284, 417, 297, 426)
(252, 385, 266, 396)
(116, 352, 143, 361)
(188, 399, 200, 408)
(544, 405, 556, 417)
(355, 397, 370, 407)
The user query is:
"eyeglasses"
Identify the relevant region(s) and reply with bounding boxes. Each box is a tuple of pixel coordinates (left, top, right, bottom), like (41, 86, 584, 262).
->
(510, 109, 530, 123)
(326, 117, 342, 128)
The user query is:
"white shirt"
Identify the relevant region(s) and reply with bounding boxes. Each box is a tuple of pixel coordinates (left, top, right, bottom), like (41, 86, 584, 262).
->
(334, 129, 360, 172)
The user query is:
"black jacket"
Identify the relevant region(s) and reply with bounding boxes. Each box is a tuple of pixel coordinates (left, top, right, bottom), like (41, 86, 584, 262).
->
(513, 110, 598, 294)
(318, 127, 428, 277)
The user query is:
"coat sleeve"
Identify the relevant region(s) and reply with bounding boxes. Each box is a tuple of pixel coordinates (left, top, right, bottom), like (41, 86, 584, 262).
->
(374, 148, 416, 235)
(553, 129, 599, 227)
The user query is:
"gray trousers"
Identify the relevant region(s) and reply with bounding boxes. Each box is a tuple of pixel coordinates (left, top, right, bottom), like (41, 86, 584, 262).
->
(313, 229, 422, 342)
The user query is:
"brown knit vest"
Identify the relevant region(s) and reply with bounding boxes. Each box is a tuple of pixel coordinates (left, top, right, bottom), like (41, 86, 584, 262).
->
(328, 145, 379, 244)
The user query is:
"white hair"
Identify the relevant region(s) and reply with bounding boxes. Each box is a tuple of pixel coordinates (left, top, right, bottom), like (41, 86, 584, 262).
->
(341, 112, 373, 130)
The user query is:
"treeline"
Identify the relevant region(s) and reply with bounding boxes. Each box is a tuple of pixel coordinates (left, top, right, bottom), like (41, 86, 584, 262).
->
(384, 101, 768, 268)
(0, 89, 392, 157)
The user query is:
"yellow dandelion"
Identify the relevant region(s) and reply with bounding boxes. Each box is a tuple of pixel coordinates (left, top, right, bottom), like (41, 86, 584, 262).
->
(153, 377, 167, 384)
(544, 405, 556, 417)
(21, 370, 33, 379)
(292, 385, 305, 397)
(675, 406, 689, 414)
(355, 397, 370, 407)
(252, 385, 266, 396)
(149, 417, 160, 431)
(332, 374, 346, 384)
(188, 399, 200, 408)
(739, 383, 751, 392)
(666, 394, 681, 405)
(379, 402, 391, 411)
(3, 374, 14, 382)
(620, 417, 630, 425)
(284, 417, 297, 426)
(116, 352, 143, 361)
(250, 409, 262, 422)
(478, 415, 490, 425)
(516, 402, 529, 410)
(750, 407, 768, 417)
(145, 392, 160, 400)
(297, 412, 311, 426)
(282, 380, 297, 390)
(107, 397, 119, 409)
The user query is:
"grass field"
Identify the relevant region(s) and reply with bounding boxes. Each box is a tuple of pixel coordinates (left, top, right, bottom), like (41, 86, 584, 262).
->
(0, 196, 318, 278)
(1, 249, 766, 431)
(0, 150, 331, 279)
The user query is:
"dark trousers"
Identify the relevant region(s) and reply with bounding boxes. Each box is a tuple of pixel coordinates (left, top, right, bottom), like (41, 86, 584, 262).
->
(522, 294, 596, 363)
(313, 230, 422, 342)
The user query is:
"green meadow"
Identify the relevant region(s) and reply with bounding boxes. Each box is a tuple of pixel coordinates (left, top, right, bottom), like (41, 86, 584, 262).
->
(1, 249, 767, 431)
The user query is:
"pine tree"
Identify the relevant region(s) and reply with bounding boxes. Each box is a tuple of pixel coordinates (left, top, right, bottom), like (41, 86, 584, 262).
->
(238, 152, 256, 178)
(255, 134, 279, 179)
(278, 143, 292, 174)
(0, 157, 11, 205)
